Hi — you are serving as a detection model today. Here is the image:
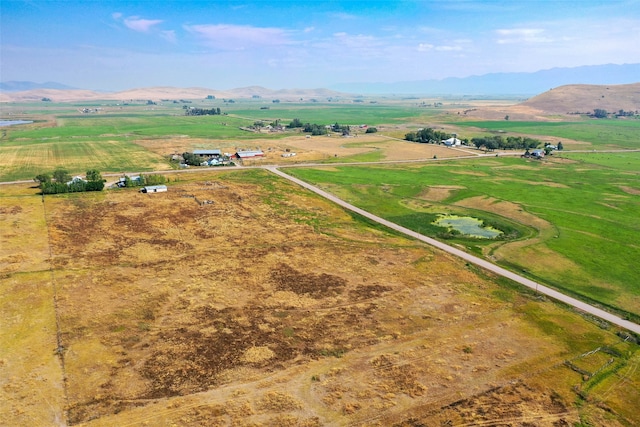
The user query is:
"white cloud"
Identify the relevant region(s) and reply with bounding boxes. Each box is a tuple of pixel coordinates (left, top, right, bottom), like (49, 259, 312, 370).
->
(417, 43, 434, 52)
(185, 24, 290, 50)
(495, 28, 552, 44)
(123, 16, 164, 33)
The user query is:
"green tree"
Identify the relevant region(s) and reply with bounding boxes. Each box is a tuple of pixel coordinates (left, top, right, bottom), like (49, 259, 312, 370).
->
(34, 174, 51, 185)
(472, 137, 486, 150)
(288, 118, 303, 128)
(143, 174, 166, 185)
(86, 169, 102, 182)
(182, 152, 202, 166)
(53, 168, 71, 183)
(405, 132, 417, 142)
(593, 108, 608, 118)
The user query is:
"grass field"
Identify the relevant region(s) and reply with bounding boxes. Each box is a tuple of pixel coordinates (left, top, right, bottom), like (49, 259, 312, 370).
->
(0, 101, 442, 181)
(451, 119, 640, 150)
(1, 171, 638, 426)
(221, 102, 441, 125)
(286, 153, 640, 319)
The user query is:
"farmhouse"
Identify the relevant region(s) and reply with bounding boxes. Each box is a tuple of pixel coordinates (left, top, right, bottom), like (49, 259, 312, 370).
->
(531, 149, 545, 158)
(141, 185, 167, 193)
(66, 176, 87, 185)
(117, 175, 142, 188)
(443, 137, 462, 147)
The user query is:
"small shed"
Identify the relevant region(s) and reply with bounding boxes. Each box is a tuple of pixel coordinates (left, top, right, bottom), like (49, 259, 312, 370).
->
(142, 185, 167, 193)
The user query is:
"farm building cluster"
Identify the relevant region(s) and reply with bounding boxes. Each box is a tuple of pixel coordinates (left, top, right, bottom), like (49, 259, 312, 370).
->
(175, 149, 267, 167)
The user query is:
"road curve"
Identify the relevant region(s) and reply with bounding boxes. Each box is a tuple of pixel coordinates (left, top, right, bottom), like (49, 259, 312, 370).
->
(266, 166, 640, 335)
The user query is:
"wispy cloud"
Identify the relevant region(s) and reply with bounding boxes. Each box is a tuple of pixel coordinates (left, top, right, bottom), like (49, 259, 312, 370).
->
(123, 16, 164, 33)
(417, 42, 463, 52)
(495, 28, 553, 44)
(417, 43, 434, 52)
(436, 45, 462, 51)
(185, 24, 290, 50)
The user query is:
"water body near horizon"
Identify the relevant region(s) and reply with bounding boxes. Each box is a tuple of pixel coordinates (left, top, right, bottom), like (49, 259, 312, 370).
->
(0, 120, 34, 127)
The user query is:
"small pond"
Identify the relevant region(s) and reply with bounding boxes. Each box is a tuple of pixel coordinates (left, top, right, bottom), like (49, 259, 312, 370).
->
(0, 120, 34, 127)
(433, 214, 503, 239)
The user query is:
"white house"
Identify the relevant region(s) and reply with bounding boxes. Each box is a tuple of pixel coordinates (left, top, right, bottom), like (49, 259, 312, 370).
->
(66, 176, 87, 185)
(443, 137, 462, 146)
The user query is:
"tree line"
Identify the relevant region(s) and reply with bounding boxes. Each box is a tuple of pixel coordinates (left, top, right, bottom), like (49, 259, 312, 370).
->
(35, 169, 105, 194)
(288, 119, 352, 135)
(404, 128, 451, 143)
(470, 135, 542, 150)
(184, 107, 222, 116)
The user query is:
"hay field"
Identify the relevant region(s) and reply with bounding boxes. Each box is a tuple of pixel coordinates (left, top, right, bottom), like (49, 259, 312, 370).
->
(1, 170, 638, 426)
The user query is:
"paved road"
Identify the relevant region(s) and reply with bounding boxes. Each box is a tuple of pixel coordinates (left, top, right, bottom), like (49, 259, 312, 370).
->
(266, 166, 640, 335)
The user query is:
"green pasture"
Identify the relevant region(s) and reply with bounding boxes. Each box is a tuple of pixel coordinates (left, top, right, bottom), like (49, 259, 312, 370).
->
(286, 153, 640, 318)
(451, 119, 640, 149)
(221, 102, 440, 126)
(4, 114, 259, 141)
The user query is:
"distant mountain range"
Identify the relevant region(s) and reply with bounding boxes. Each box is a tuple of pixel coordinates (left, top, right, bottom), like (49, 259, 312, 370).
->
(1, 63, 638, 99)
(330, 63, 640, 96)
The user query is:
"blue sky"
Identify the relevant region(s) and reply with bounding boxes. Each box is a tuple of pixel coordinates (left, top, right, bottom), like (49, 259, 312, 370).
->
(2, 0, 639, 90)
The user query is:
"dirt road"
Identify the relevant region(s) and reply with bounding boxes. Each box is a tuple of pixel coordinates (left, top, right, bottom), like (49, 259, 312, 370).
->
(266, 166, 640, 335)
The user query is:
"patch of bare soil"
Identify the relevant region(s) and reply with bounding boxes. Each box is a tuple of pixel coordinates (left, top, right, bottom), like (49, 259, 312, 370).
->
(416, 185, 466, 202)
(391, 382, 576, 426)
(620, 185, 640, 196)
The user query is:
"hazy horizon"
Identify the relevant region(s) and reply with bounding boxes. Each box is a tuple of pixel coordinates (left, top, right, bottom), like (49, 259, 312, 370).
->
(2, 0, 640, 91)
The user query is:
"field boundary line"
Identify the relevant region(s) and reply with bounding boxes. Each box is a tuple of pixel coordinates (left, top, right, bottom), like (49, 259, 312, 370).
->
(41, 194, 70, 424)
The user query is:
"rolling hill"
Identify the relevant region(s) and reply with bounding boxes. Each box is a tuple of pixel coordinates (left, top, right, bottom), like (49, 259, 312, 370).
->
(0, 85, 345, 103)
(518, 83, 640, 114)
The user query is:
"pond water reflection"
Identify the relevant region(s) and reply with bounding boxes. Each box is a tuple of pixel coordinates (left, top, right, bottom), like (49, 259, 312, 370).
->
(0, 120, 34, 127)
(433, 214, 502, 239)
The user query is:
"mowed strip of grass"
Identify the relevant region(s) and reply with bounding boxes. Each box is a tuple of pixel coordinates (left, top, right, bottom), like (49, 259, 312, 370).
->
(287, 153, 640, 317)
(450, 119, 640, 150)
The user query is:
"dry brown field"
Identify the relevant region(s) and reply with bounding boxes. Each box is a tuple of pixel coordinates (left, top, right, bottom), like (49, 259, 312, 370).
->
(1, 171, 638, 426)
(136, 133, 474, 166)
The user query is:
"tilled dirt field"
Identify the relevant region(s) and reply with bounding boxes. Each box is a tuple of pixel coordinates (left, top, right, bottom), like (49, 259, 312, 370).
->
(1, 170, 636, 426)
